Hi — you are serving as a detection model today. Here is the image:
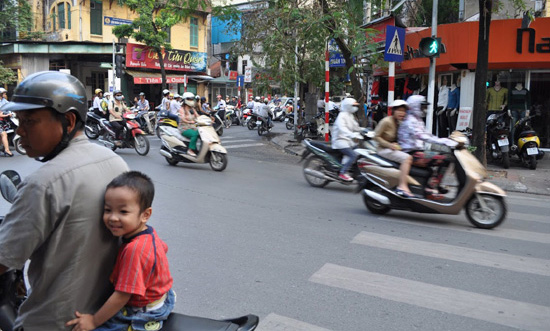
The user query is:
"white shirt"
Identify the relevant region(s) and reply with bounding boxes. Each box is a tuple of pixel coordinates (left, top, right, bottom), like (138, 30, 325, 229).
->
(331, 111, 361, 149)
(438, 86, 449, 109)
(217, 99, 226, 110)
(169, 99, 181, 115)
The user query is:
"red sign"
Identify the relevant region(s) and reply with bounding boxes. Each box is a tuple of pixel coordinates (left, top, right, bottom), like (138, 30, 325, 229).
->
(126, 43, 207, 72)
(133, 76, 188, 85)
(229, 71, 238, 80)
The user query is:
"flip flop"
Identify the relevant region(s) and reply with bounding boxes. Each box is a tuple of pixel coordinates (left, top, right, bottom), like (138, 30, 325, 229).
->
(395, 188, 415, 198)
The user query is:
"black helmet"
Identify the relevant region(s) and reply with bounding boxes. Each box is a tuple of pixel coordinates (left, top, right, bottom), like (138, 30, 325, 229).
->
(200, 96, 206, 102)
(3, 71, 87, 122)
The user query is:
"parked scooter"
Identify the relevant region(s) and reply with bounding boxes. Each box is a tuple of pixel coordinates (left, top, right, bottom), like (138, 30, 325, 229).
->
(0, 170, 258, 331)
(98, 112, 150, 156)
(486, 112, 511, 169)
(158, 115, 228, 171)
(296, 112, 329, 141)
(285, 113, 295, 130)
(510, 115, 545, 169)
(357, 131, 507, 229)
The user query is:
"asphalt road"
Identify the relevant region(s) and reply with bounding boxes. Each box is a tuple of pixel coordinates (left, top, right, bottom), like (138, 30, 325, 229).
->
(1, 122, 549, 331)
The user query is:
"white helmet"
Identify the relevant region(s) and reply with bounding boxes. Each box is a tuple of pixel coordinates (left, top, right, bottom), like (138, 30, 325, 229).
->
(390, 99, 408, 109)
(173, 93, 181, 99)
(340, 98, 359, 113)
(0, 87, 7, 94)
(163, 89, 170, 96)
(182, 92, 195, 107)
(255, 96, 260, 101)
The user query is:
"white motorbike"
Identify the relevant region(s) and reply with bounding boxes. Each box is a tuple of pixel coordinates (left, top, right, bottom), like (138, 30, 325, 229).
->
(4, 114, 25, 155)
(158, 115, 228, 171)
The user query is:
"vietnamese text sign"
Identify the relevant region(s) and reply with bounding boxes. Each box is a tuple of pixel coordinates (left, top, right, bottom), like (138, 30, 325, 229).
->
(126, 43, 207, 72)
(384, 26, 405, 62)
(104, 16, 133, 26)
(244, 67, 252, 83)
(133, 76, 189, 85)
(455, 107, 473, 131)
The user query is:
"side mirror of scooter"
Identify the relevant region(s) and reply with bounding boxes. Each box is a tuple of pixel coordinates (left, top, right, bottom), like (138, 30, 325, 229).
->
(0, 170, 21, 204)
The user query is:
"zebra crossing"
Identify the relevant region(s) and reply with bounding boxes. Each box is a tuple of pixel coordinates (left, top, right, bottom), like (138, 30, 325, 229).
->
(221, 135, 264, 150)
(258, 194, 550, 331)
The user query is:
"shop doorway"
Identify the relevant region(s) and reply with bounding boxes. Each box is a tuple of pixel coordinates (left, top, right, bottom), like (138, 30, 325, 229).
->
(529, 72, 550, 148)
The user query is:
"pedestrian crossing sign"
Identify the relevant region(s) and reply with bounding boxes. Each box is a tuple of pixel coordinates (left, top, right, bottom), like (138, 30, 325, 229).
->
(384, 26, 405, 62)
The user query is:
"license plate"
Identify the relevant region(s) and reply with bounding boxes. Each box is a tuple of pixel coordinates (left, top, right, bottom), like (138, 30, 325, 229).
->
(497, 138, 509, 146)
(285, 118, 289, 122)
(527, 147, 538, 155)
(256, 121, 262, 125)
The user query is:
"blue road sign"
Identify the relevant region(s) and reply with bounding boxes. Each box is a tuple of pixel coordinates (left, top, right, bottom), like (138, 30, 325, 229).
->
(384, 26, 405, 62)
(236, 75, 244, 87)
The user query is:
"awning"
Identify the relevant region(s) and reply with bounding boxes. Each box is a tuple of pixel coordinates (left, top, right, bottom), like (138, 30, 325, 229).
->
(125, 70, 214, 84)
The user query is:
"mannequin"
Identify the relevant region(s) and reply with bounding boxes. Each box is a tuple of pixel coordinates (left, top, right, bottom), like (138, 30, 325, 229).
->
(486, 80, 508, 118)
(446, 80, 460, 133)
(508, 82, 530, 126)
(436, 77, 449, 137)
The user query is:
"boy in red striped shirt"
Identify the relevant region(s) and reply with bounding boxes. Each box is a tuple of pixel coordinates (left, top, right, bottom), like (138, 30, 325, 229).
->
(67, 171, 174, 331)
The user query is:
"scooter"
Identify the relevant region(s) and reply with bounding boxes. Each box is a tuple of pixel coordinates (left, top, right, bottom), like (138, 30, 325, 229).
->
(486, 112, 511, 169)
(158, 115, 228, 171)
(510, 115, 545, 169)
(98, 112, 150, 156)
(357, 132, 507, 229)
(257, 115, 272, 136)
(3, 114, 25, 155)
(211, 107, 225, 136)
(0, 170, 258, 331)
(84, 108, 105, 140)
(300, 129, 374, 187)
(132, 106, 157, 135)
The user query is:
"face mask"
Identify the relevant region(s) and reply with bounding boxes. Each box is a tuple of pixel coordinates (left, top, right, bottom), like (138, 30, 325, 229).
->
(351, 106, 359, 113)
(115, 96, 123, 101)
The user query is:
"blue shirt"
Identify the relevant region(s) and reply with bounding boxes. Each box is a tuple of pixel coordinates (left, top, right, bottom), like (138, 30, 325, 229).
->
(448, 87, 460, 109)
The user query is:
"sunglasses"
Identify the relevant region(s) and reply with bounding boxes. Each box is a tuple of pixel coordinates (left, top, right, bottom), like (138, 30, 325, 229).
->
(185, 97, 195, 101)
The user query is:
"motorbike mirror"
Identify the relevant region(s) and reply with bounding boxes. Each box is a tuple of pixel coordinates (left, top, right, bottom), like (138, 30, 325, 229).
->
(0, 170, 21, 204)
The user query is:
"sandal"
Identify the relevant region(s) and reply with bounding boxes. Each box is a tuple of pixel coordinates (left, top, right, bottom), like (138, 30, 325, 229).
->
(395, 188, 415, 198)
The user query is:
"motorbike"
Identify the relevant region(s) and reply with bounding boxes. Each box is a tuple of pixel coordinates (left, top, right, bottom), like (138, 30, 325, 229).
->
(285, 113, 295, 130)
(225, 105, 239, 127)
(0, 170, 258, 331)
(98, 112, 150, 156)
(241, 108, 253, 127)
(133, 106, 157, 135)
(271, 105, 287, 122)
(300, 129, 374, 187)
(158, 115, 228, 171)
(510, 115, 545, 169)
(357, 131, 507, 229)
(257, 115, 272, 136)
(246, 112, 260, 130)
(2, 114, 25, 155)
(486, 112, 511, 169)
(211, 107, 226, 136)
(84, 107, 105, 140)
(296, 112, 329, 141)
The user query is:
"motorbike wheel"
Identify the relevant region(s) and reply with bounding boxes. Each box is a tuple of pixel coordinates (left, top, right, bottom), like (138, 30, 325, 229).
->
(247, 119, 255, 130)
(224, 119, 232, 128)
(465, 193, 507, 229)
(210, 152, 228, 171)
(362, 189, 390, 215)
(258, 125, 265, 136)
(528, 155, 537, 170)
(216, 127, 224, 136)
(502, 152, 510, 169)
(85, 121, 100, 140)
(303, 156, 329, 188)
(14, 138, 26, 155)
(134, 135, 150, 156)
(286, 121, 294, 130)
(165, 156, 179, 166)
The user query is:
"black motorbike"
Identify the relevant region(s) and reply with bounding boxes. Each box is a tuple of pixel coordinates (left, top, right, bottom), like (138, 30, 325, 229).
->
(296, 112, 328, 141)
(246, 112, 260, 130)
(257, 115, 272, 136)
(84, 108, 105, 140)
(285, 113, 295, 130)
(0, 170, 259, 331)
(486, 112, 511, 169)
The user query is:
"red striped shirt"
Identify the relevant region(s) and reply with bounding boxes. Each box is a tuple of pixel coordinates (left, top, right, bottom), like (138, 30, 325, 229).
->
(110, 226, 173, 307)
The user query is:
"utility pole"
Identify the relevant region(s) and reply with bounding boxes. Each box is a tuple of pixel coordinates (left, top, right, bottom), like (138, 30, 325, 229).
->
(426, 0, 438, 132)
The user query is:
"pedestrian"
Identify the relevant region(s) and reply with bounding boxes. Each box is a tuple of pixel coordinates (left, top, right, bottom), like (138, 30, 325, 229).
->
(0, 71, 129, 330)
(66, 171, 174, 331)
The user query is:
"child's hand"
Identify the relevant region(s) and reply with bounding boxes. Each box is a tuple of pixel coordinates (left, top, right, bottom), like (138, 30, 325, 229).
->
(65, 311, 97, 331)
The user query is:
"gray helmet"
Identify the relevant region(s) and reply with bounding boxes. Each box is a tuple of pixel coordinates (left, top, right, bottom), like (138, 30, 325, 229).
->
(0, 87, 6, 94)
(3, 71, 87, 122)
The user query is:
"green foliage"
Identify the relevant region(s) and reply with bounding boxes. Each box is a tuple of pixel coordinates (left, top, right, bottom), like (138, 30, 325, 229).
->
(0, 0, 43, 41)
(0, 61, 17, 85)
(413, 0, 460, 26)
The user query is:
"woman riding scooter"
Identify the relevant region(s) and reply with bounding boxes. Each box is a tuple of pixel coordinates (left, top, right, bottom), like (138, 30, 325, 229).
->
(179, 92, 200, 157)
(332, 98, 363, 182)
(398, 95, 457, 199)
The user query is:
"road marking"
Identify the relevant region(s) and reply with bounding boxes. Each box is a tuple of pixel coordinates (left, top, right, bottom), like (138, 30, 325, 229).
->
(508, 212, 550, 224)
(378, 216, 550, 244)
(310, 263, 550, 331)
(259, 313, 332, 331)
(508, 197, 550, 209)
(351, 231, 550, 276)
(221, 139, 257, 143)
(224, 143, 265, 149)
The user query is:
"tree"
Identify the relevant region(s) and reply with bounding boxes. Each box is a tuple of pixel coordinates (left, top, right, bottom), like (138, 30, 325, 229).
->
(0, 61, 17, 86)
(113, 0, 210, 90)
(0, 0, 43, 41)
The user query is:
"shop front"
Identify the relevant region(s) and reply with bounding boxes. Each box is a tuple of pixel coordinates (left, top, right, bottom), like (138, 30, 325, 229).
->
(396, 17, 550, 147)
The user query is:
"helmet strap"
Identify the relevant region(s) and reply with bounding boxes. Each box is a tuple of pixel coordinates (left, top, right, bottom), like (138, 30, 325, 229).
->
(37, 114, 78, 163)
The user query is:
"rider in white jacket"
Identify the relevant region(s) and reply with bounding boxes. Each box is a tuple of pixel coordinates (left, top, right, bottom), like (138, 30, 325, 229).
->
(331, 97, 362, 182)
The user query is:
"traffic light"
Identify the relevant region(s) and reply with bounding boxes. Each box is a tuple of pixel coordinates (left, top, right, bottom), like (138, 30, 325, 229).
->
(419, 37, 441, 58)
(115, 54, 125, 78)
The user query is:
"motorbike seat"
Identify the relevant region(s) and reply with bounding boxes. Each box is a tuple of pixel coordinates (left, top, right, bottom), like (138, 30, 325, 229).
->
(375, 155, 433, 178)
(519, 130, 536, 138)
(309, 141, 340, 154)
(162, 313, 259, 331)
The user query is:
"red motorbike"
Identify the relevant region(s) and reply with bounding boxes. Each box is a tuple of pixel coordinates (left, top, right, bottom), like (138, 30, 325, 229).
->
(98, 112, 150, 155)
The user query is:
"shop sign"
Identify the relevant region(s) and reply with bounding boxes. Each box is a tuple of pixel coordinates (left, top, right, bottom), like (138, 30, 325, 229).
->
(104, 16, 133, 26)
(516, 28, 550, 54)
(455, 107, 473, 131)
(244, 67, 252, 82)
(229, 71, 238, 80)
(133, 76, 188, 84)
(126, 43, 207, 72)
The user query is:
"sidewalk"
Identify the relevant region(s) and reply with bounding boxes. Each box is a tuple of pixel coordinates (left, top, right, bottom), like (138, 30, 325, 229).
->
(270, 132, 550, 196)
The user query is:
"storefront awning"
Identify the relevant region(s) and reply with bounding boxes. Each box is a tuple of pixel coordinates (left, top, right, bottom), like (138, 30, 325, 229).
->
(125, 70, 213, 84)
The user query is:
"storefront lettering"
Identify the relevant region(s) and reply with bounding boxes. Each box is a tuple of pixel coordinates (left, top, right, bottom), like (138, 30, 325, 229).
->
(516, 28, 550, 54)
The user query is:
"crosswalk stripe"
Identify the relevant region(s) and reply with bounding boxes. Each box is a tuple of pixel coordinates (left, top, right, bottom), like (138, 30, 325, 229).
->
(508, 198, 550, 209)
(221, 139, 257, 143)
(508, 212, 550, 224)
(310, 263, 550, 331)
(224, 143, 264, 149)
(259, 313, 332, 331)
(351, 231, 550, 276)
(378, 216, 550, 244)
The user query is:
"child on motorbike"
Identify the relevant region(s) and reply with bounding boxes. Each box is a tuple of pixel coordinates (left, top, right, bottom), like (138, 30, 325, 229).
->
(66, 171, 174, 331)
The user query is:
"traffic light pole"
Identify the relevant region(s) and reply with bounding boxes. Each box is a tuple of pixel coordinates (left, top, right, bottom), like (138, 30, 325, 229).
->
(112, 39, 116, 92)
(426, 0, 438, 133)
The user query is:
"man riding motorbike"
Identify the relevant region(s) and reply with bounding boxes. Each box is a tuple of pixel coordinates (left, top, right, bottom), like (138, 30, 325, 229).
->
(398, 95, 458, 199)
(332, 98, 363, 182)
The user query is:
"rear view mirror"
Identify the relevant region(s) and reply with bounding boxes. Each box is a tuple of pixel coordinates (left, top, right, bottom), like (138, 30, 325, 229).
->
(0, 170, 21, 204)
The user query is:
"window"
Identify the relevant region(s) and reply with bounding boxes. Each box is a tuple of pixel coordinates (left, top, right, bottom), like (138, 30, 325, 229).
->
(67, 3, 71, 29)
(90, 0, 102, 35)
(52, 7, 56, 31)
(190, 17, 198, 47)
(163, 26, 171, 43)
(58, 3, 65, 29)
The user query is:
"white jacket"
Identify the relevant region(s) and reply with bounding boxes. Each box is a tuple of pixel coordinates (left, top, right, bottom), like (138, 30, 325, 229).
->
(331, 112, 361, 149)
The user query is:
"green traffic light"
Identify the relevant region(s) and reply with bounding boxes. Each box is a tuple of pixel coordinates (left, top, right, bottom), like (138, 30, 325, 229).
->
(429, 40, 438, 53)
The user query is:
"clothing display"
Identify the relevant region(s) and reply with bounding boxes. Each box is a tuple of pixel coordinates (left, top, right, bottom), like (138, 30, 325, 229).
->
(486, 82, 508, 112)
